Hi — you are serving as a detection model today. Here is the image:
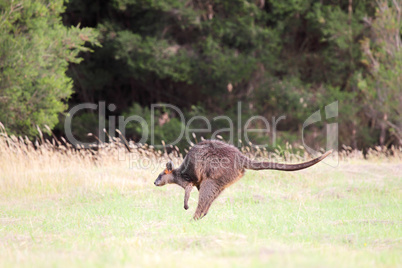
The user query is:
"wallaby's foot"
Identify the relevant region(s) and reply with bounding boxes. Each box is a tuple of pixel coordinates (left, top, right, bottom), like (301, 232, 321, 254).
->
(193, 212, 206, 220)
(184, 204, 189, 210)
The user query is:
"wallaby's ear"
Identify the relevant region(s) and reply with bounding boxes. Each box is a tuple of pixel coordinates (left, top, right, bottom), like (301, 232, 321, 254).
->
(166, 161, 173, 171)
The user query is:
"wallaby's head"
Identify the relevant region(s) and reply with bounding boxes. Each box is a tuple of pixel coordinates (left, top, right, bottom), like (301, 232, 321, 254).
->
(154, 161, 175, 186)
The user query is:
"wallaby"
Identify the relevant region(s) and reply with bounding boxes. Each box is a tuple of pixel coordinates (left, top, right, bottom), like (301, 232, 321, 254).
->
(154, 140, 332, 220)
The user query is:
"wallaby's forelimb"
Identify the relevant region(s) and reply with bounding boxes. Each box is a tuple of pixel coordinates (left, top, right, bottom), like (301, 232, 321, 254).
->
(184, 184, 193, 210)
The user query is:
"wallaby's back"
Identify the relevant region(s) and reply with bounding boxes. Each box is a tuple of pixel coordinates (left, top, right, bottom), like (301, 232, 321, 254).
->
(180, 140, 244, 186)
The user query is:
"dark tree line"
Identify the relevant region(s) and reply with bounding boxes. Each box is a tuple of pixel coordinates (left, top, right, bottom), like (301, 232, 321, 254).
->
(1, 0, 401, 149)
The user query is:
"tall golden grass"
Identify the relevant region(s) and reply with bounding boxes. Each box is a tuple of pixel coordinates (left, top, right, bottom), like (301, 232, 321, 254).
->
(1, 122, 401, 196)
(1, 122, 401, 170)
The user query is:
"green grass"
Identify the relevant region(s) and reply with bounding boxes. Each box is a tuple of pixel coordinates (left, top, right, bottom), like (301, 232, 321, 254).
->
(0, 161, 401, 267)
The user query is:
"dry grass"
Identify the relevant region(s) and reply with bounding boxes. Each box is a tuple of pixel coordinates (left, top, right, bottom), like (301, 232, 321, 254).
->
(1, 123, 400, 180)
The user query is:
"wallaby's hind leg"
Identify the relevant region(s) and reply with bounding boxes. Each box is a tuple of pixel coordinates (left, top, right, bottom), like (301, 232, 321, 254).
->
(193, 180, 223, 220)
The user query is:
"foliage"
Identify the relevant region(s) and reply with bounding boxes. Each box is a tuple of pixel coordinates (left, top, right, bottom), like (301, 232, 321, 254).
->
(0, 0, 99, 137)
(123, 103, 187, 149)
(358, 0, 402, 146)
(1, 0, 400, 149)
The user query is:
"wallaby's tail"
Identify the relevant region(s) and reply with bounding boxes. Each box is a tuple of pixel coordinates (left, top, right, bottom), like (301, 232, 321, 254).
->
(243, 150, 333, 171)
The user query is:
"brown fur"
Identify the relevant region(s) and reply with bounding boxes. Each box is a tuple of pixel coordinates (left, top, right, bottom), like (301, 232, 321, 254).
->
(154, 140, 332, 220)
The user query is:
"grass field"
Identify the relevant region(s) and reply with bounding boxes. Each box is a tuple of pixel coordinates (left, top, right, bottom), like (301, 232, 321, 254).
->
(0, 135, 401, 267)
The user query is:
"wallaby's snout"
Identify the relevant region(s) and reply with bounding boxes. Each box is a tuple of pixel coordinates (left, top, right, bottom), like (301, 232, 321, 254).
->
(154, 175, 162, 186)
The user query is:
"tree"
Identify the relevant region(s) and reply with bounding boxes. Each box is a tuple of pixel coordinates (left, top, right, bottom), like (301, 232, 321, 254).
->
(56, 0, 401, 149)
(0, 0, 99, 137)
(359, 0, 402, 146)
(63, 0, 279, 112)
